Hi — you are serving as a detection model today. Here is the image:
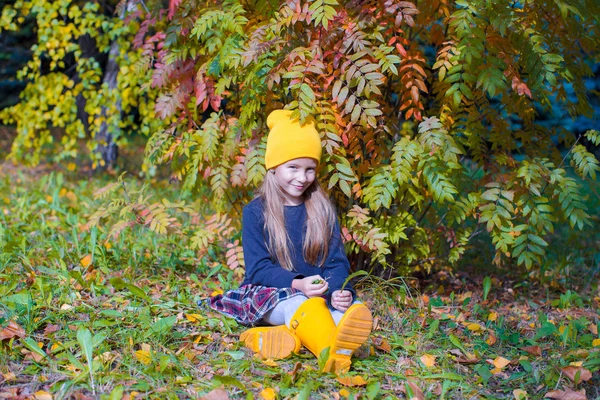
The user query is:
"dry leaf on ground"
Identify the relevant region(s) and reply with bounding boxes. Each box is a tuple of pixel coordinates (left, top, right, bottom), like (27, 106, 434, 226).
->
(0, 321, 25, 340)
(399, 380, 425, 400)
(561, 366, 592, 383)
(420, 354, 436, 368)
(522, 346, 542, 357)
(200, 389, 229, 400)
(336, 375, 368, 387)
(544, 388, 587, 400)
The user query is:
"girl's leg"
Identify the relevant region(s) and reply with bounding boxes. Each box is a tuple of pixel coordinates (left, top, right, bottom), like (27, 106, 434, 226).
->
(262, 295, 308, 326)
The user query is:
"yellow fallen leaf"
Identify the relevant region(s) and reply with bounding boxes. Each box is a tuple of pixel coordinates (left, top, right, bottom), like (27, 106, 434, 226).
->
(185, 314, 203, 323)
(60, 304, 73, 311)
(80, 254, 92, 268)
(261, 358, 278, 367)
(336, 375, 368, 386)
(67, 162, 77, 171)
(513, 389, 527, 399)
(488, 312, 498, 322)
(210, 289, 224, 297)
(590, 323, 598, 335)
(339, 389, 350, 398)
(488, 356, 511, 369)
(260, 388, 277, 400)
(420, 354, 436, 368)
(45, 195, 53, 203)
(135, 349, 152, 365)
(466, 322, 485, 333)
(592, 338, 600, 347)
(34, 391, 53, 400)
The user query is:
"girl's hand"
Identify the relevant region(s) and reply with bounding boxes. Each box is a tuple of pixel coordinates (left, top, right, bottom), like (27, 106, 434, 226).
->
(292, 275, 329, 298)
(331, 290, 352, 312)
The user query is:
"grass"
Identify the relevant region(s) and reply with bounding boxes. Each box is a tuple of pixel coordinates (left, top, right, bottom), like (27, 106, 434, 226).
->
(0, 162, 599, 400)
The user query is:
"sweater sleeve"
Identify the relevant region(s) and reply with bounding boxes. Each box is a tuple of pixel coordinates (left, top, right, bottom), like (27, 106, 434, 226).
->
(320, 219, 355, 304)
(242, 204, 303, 288)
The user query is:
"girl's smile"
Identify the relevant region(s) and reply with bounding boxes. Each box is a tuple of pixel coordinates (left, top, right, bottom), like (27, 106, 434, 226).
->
(273, 158, 317, 205)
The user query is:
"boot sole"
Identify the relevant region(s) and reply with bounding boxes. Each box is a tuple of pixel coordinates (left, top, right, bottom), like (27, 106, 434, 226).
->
(241, 328, 300, 359)
(324, 304, 372, 374)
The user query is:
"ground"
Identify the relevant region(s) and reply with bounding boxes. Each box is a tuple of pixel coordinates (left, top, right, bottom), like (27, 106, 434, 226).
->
(0, 157, 599, 400)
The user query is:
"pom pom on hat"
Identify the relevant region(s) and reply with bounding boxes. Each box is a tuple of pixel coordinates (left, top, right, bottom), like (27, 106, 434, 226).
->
(265, 109, 322, 170)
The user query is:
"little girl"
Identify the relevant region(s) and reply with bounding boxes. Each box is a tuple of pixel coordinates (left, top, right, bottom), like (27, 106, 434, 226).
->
(207, 109, 372, 375)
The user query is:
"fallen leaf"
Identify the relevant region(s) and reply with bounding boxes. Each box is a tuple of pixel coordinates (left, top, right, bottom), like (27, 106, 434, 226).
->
(488, 311, 498, 322)
(80, 254, 92, 268)
(592, 338, 600, 347)
(0, 321, 25, 340)
(43, 324, 60, 335)
(466, 322, 485, 333)
(260, 388, 277, 400)
(589, 324, 598, 335)
(135, 349, 152, 365)
(420, 354, 436, 368)
(1, 372, 16, 381)
(522, 346, 541, 357)
(339, 389, 350, 398)
(185, 314, 203, 323)
(372, 335, 391, 353)
(399, 380, 425, 400)
(487, 356, 511, 369)
(561, 366, 592, 383)
(544, 388, 586, 400)
(261, 358, 278, 367)
(336, 375, 368, 387)
(34, 391, 53, 400)
(200, 389, 229, 400)
(486, 331, 497, 346)
(457, 291, 473, 302)
(456, 355, 480, 364)
(60, 304, 73, 311)
(211, 289, 224, 297)
(513, 389, 528, 399)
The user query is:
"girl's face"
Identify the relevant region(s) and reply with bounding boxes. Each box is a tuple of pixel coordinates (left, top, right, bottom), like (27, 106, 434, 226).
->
(273, 157, 317, 205)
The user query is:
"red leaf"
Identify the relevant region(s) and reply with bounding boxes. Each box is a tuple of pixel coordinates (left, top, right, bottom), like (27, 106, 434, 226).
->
(545, 388, 587, 400)
(168, 0, 183, 20)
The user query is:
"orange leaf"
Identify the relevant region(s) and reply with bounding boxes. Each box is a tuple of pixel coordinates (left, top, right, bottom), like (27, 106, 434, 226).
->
(486, 331, 497, 346)
(80, 254, 93, 268)
(544, 388, 587, 400)
(561, 366, 592, 383)
(336, 375, 368, 387)
(0, 321, 26, 341)
(372, 336, 391, 353)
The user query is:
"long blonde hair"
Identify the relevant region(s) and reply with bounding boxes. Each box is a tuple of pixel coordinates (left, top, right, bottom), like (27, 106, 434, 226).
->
(258, 171, 337, 271)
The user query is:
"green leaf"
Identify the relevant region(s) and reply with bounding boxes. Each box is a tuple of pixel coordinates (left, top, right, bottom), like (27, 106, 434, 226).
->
(482, 276, 491, 301)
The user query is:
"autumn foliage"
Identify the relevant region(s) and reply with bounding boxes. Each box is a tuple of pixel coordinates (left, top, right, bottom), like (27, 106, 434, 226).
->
(2, 0, 600, 273)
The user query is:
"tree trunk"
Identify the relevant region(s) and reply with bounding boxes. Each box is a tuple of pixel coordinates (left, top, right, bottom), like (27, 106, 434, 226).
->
(95, 39, 120, 169)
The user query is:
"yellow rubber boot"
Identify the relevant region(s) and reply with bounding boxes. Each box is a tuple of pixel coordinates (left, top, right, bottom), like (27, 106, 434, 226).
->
(240, 325, 301, 359)
(289, 297, 372, 374)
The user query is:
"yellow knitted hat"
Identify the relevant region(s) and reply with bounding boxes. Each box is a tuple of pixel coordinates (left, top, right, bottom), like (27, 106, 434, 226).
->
(265, 109, 322, 169)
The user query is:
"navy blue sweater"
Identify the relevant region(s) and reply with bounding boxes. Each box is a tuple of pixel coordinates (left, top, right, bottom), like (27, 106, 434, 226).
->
(240, 197, 353, 303)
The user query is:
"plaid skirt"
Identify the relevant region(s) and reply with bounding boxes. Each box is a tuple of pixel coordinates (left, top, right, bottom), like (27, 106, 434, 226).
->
(202, 284, 305, 326)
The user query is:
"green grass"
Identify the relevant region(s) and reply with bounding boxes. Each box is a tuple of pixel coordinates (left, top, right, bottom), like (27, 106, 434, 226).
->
(0, 164, 599, 399)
